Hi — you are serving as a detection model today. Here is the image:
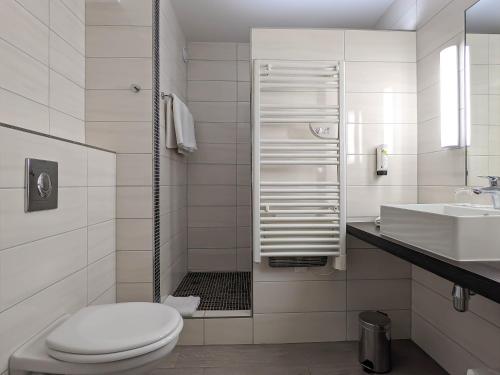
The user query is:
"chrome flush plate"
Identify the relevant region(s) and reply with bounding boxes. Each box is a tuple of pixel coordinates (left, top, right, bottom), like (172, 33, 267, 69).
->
(25, 158, 58, 212)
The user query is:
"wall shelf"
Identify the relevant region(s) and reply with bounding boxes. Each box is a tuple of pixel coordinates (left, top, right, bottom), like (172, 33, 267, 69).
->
(347, 222, 500, 304)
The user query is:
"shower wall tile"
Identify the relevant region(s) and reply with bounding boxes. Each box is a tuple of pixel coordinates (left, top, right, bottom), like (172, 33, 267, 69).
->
(86, 0, 152, 26)
(0, 125, 115, 373)
(86, 26, 152, 58)
(187, 41, 249, 272)
(188, 60, 237, 81)
(188, 42, 237, 61)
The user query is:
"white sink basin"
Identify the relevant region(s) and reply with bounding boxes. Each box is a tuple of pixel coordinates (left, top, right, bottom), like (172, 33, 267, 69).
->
(380, 204, 500, 261)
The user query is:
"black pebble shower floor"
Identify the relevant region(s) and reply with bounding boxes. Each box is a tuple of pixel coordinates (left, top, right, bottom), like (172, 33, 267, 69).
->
(173, 272, 251, 311)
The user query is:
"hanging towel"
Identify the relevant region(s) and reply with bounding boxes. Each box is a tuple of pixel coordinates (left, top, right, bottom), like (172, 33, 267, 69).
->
(164, 295, 200, 317)
(165, 93, 197, 154)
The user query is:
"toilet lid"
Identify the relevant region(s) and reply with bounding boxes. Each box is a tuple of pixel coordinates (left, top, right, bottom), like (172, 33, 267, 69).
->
(46, 303, 182, 355)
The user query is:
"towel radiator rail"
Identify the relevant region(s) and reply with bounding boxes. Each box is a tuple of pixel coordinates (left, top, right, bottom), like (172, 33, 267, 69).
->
(252, 60, 346, 269)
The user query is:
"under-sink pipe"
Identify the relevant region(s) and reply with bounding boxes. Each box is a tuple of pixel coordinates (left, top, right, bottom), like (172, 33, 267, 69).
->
(452, 284, 474, 312)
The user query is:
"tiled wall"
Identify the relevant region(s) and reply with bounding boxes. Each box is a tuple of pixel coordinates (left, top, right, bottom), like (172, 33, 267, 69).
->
(85, 0, 155, 302)
(413, 1, 500, 374)
(177, 28, 416, 345)
(467, 33, 500, 184)
(186, 42, 251, 272)
(159, 0, 189, 301)
(0, 0, 85, 142)
(0, 126, 116, 373)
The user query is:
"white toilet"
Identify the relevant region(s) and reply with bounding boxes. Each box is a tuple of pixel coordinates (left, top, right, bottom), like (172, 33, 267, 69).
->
(10, 302, 183, 375)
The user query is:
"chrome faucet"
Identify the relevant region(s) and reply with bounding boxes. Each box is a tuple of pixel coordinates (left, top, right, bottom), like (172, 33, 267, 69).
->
(473, 176, 500, 209)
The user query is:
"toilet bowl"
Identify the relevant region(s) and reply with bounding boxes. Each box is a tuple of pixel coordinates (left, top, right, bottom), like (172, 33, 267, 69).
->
(10, 302, 183, 375)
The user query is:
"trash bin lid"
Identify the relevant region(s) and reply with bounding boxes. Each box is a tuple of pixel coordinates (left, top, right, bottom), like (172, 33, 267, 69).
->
(359, 311, 391, 331)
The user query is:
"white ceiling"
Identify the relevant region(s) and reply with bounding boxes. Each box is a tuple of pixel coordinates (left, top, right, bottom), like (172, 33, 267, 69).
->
(170, 0, 397, 42)
(466, 0, 500, 34)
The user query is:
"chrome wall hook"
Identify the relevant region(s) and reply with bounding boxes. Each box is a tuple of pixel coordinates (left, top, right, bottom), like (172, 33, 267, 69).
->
(130, 84, 142, 93)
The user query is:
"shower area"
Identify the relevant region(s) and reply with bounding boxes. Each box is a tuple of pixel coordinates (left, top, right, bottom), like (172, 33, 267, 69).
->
(154, 0, 346, 319)
(155, 0, 253, 316)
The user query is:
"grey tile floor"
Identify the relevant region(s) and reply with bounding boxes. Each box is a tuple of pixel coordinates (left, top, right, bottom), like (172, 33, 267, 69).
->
(152, 340, 448, 375)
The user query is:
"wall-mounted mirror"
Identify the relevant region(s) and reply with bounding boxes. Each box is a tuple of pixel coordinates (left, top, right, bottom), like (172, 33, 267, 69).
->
(465, 0, 500, 187)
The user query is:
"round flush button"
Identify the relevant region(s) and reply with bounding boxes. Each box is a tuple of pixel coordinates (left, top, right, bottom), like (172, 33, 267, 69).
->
(37, 172, 52, 198)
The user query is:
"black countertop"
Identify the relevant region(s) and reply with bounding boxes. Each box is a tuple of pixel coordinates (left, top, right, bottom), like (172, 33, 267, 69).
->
(347, 222, 500, 304)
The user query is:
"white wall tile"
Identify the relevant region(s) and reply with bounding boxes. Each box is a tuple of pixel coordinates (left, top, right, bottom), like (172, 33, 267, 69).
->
(346, 62, 416, 93)
(0, 89, 49, 133)
(0, 0, 48, 64)
(50, 0, 84, 55)
(0, 228, 86, 311)
(50, 31, 84, 88)
(86, 0, 152, 26)
(188, 164, 236, 185)
(413, 281, 500, 368)
(347, 124, 417, 155)
(85, 122, 152, 154)
(16, 0, 49, 25)
(116, 154, 151, 186)
(88, 149, 116, 187)
(88, 219, 115, 264)
(88, 186, 115, 225)
(0, 271, 86, 373)
(86, 58, 152, 90)
(188, 143, 237, 164)
(347, 279, 411, 310)
(86, 89, 152, 122)
(116, 186, 152, 219)
(188, 60, 237, 81)
(49, 70, 84, 120)
(188, 102, 237, 123)
(204, 318, 253, 345)
(188, 81, 236, 102)
(117, 251, 152, 283)
(347, 248, 411, 280)
(0, 126, 86, 188)
(86, 26, 152, 58)
(253, 312, 346, 344)
(116, 219, 152, 251)
(188, 185, 236, 207)
(251, 29, 345, 61)
(254, 281, 346, 313)
(194, 123, 237, 144)
(347, 93, 417, 124)
(347, 155, 417, 186)
(116, 282, 152, 302)
(0, 187, 87, 250)
(188, 227, 236, 249)
(188, 42, 237, 61)
(87, 253, 116, 303)
(0, 38, 48, 105)
(49, 109, 85, 142)
(188, 248, 237, 271)
(178, 319, 204, 345)
(347, 186, 417, 218)
(345, 30, 416, 62)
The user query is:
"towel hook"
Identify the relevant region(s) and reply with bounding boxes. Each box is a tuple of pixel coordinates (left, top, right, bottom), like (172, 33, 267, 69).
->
(130, 83, 141, 93)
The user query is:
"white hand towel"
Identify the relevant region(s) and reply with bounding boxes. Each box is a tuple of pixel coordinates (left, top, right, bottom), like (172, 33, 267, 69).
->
(164, 295, 200, 317)
(171, 94, 197, 154)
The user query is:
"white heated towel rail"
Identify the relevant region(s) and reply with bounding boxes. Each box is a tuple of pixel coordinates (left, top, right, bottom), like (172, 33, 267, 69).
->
(252, 60, 346, 270)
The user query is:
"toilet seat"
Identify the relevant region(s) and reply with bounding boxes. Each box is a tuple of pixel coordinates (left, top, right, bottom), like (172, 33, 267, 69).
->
(45, 302, 182, 364)
(46, 323, 182, 363)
